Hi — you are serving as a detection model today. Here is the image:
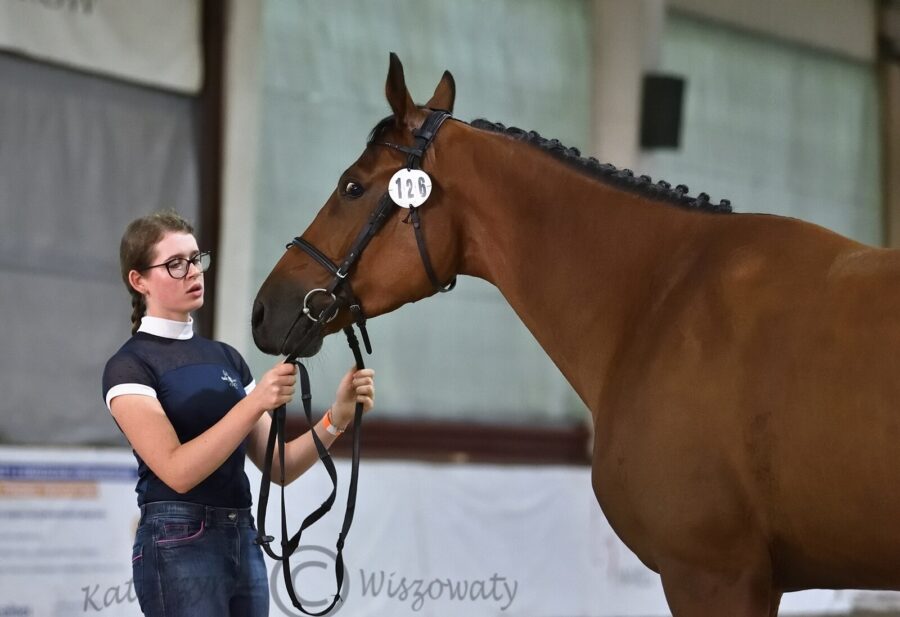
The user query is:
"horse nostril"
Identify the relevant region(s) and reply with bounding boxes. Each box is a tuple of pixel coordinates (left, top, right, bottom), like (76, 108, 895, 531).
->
(251, 300, 265, 329)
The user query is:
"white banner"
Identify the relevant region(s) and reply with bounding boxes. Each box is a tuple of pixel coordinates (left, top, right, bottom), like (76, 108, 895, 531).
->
(0, 447, 141, 616)
(0, 0, 201, 93)
(1, 446, 899, 616)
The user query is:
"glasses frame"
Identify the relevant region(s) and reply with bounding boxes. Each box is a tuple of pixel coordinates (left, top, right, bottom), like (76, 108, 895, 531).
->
(142, 251, 212, 280)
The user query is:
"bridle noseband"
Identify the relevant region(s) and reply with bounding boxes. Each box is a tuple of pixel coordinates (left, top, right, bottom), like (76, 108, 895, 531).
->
(255, 109, 454, 616)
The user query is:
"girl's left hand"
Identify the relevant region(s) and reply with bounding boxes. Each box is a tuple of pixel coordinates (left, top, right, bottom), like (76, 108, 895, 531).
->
(330, 367, 375, 429)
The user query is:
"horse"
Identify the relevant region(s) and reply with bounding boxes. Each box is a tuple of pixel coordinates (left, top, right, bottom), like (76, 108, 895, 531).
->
(251, 53, 900, 616)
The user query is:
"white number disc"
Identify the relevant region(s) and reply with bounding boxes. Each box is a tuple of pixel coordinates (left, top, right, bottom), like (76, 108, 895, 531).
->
(388, 168, 432, 208)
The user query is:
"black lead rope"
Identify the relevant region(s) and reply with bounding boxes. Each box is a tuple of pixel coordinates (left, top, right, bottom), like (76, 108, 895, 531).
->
(256, 109, 454, 615)
(255, 327, 366, 616)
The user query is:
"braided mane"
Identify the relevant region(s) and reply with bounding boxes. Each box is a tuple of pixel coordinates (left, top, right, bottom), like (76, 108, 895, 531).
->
(470, 119, 731, 213)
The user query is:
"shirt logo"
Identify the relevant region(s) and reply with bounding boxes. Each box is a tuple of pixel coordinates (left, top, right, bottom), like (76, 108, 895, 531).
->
(221, 370, 239, 390)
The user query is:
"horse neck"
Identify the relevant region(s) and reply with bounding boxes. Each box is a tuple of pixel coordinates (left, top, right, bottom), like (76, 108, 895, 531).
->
(447, 136, 702, 412)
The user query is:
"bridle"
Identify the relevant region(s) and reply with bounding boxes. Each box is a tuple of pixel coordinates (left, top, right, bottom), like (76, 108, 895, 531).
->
(277, 108, 455, 360)
(255, 109, 454, 615)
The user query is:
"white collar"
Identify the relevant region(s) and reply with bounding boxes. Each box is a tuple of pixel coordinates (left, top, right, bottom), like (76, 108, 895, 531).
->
(138, 315, 194, 340)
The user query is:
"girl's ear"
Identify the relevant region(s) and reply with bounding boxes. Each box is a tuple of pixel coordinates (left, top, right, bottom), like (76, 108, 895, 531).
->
(128, 270, 148, 296)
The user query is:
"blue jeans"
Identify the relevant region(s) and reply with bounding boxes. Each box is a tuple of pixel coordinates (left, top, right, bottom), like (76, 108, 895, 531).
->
(131, 501, 269, 616)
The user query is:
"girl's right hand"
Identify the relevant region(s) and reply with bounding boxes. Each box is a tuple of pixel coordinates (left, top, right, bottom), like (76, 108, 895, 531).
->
(249, 361, 297, 412)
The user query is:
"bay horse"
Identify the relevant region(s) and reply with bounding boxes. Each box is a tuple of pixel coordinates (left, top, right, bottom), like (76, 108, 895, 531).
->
(251, 54, 900, 616)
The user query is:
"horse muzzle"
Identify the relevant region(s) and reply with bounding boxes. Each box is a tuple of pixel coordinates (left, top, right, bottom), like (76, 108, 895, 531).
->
(252, 291, 346, 358)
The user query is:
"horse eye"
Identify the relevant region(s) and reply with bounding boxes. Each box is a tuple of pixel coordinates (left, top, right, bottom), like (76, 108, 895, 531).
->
(343, 181, 364, 198)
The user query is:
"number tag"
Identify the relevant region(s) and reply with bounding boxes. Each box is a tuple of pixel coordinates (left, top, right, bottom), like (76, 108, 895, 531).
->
(388, 169, 432, 208)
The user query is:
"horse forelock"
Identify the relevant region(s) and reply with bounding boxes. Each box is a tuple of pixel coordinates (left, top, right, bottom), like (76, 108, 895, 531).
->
(367, 115, 396, 144)
(470, 118, 733, 214)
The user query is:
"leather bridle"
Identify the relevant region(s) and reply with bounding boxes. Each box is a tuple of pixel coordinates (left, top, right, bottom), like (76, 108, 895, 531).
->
(255, 109, 454, 615)
(277, 108, 455, 361)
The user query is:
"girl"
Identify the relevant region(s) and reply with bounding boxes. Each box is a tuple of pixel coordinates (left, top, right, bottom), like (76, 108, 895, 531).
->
(102, 210, 375, 616)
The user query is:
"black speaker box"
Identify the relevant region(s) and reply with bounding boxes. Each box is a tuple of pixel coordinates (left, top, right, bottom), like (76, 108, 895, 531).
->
(640, 73, 685, 149)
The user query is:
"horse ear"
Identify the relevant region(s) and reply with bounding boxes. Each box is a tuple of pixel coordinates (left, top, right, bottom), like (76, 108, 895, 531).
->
(425, 70, 455, 113)
(385, 52, 416, 125)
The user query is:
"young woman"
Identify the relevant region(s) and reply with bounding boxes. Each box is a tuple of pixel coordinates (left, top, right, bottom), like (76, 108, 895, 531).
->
(102, 211, 375, 616)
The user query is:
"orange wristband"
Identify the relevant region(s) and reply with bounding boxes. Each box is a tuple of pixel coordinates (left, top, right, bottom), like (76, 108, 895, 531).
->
(322, 408, 344, 436)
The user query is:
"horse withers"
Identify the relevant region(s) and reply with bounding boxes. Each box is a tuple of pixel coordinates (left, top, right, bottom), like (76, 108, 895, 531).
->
(252, 54, 900, 616)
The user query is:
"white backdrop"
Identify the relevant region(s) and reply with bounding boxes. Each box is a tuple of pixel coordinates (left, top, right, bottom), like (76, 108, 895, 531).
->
(2, 446, 899, 616)
(0, 0, 201, 93)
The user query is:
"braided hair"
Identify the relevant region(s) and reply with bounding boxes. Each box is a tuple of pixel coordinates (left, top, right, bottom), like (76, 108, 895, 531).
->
(119, 210, 194, 334)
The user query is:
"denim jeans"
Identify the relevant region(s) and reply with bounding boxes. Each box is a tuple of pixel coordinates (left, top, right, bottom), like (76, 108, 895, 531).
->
(131, 501, 269, 616)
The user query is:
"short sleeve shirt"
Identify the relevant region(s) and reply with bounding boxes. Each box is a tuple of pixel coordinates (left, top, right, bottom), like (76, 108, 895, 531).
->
(102, 316, 257, 508)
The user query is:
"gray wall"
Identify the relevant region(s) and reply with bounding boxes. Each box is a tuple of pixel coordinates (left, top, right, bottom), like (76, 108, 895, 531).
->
(0, 53, 199, 445)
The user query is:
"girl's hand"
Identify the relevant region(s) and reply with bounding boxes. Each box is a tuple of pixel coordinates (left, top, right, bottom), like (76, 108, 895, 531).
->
(249, 361, 297, 413)
(329, 367, 375, 429)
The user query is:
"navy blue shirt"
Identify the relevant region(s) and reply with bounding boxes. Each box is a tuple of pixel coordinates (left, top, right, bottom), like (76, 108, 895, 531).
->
(102, 316, 256, 508)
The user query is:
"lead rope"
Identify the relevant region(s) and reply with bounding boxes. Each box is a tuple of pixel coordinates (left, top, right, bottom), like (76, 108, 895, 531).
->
(255, 325, 366, 615)
(256, 109, 452, 614)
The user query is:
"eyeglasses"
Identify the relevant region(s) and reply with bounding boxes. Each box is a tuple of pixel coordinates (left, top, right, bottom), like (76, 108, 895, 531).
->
(143, 251, 212, 279)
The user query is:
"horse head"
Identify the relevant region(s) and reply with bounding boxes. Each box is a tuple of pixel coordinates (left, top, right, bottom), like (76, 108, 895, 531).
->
(252, 54, 460, 357)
